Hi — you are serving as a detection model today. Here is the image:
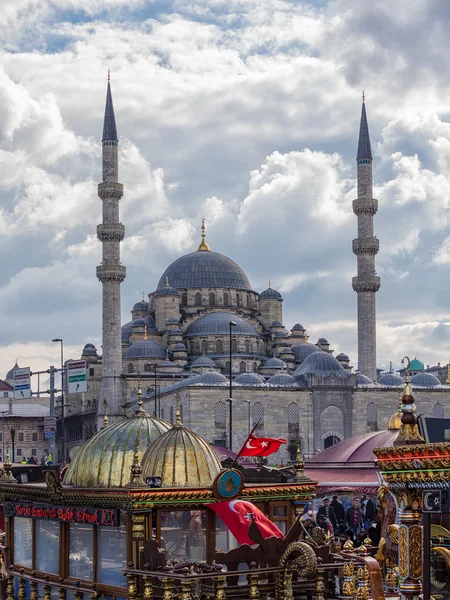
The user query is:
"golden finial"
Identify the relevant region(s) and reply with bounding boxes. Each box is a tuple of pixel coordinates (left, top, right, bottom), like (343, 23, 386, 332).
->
(388, 390, 402, 430)
(364, 534, 372, 547)
(126, 438, 145, 488)
(103, 399, 109, 428)
(362, 89, 365, 103)
(197, 217, 211, 251)
(268, 280, 271, 289)
(136, 375, 145, 416)
(343, 538, 353, 551)
(446, 362, 450, 385)
(294, 434, 307, 481)
(395, 356, 425, 445)
(175, 392, 182, 425)
(144, 325, 148, 340)
(107, 69, 110, 84)
(402, 356, 412, 397)
(1, 450, 17, 482)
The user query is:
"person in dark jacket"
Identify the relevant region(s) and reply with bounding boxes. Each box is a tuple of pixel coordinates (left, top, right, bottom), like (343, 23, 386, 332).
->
(363, 496, 375, 528)
(344, 498, 363, 536)
(331, 495, 345, 524)
(316, 498, 337, 530)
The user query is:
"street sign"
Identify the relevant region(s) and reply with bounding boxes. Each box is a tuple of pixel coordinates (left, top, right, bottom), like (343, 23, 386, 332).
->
(67, 360, 87, 394)
(423, 490, 442, 513)
(13, 367, 31, 399)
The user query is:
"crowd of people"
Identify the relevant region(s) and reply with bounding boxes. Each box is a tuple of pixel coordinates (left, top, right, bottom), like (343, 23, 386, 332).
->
(302, 495, 381, 547)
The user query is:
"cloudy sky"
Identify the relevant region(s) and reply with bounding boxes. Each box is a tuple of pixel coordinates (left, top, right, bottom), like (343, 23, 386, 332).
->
(1, 0, 450, 381)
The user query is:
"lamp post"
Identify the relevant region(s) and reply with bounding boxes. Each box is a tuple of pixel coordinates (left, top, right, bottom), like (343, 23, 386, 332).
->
(227, 321, 237, 451)
(52, 338, 66, 465)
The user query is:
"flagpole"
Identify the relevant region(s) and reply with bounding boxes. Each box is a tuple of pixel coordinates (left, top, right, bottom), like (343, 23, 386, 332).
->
(234, 418, 262, 462)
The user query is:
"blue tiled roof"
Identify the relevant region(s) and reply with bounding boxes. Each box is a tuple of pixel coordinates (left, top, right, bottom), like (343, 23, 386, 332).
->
(294, 351, 350, 379)
(267, 374, 298, 386)
(260, 357, 287, 369)
(356, 373, 373, 385)
(102, 82, 118, 142)
(292, 323, 305, 331)
(122, 316, 156, 342)
(185, 312, 259, 337)
(234, 373, 266, 385)
(5, 362, 19, 381)
(133, 301, 148, 311)
(173, 343, 187, 351)
(377, 373, 404, 386)
(357, 101, 372, 160)
(336, 353, 349, 361)
(291, 343, 319, 363)
(193, 372, 229, 385)
(157, 251, 251, 291)
(271, 321, 282, 327)
(259, 288, 282, 300)
(191, 356, 217, 368)
(156, 285, 179, 297)
(123, 340, 166, 359)
(410, 373, 440, 387)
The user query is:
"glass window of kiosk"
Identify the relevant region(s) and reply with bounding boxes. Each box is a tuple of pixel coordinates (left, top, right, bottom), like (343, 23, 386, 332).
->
(35, 519, 60, 574)
(425, 512, 450, 599)
(69, 523, 94, 581)
(159, 510, 207, 561)
(97, 513, 127, 587)
(13, 518, 32, 568)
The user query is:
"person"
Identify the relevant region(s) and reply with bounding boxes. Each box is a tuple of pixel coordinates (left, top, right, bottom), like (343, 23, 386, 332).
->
(331, 495, 345, 524)
(344, 498, 363, 537)
(41, 453, 47, 466)
(316, 498, 337, 531)
(46, 453, 53, 466)
(364, 496, 375, 529)
(353, 528, 367, 548)
(316, 514, 334, 536)
(21, 457, 27, 464)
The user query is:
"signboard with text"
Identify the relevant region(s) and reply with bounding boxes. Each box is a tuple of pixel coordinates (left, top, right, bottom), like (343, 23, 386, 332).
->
(67, 360, 87, 394)
(4, 502, 119, 526)
(13, 367, 31, 399)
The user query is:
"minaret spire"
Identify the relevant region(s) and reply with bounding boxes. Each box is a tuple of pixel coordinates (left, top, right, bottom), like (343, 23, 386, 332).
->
(352, 96, 380, 381)
(96, 73, 126, 427)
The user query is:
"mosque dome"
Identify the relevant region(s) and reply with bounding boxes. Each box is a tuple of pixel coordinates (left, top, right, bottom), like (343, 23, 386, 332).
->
(173, 343, 187, 351)
(271, 321, 282, 327)
(133, 300, 149, 311)
(356, 373, 373, 385)
(291, 343, 320, 363)
(378, 373, 404, 386)
(82, 344, 98, 357)
(123, 339, 166, 359)
(234, 373, 266, 385)
(193, 372, 229, 385)
(292, 323, 305, 331)
(157, 250, 251, 291)
(259, 287, 282, 300)
(336, 353, 349, 362)
(260, 357, 287, 370)
(410, 373, 440, 387)
(409, 358, 424, 372)
(191, 356, 217, 369)
(293, 351, 350, 379)
(167, 318, 180, 325)
(267, 374, 298, 386)
(185, 312, 259, 337)
(156, 282, 179, 297)
(5, 362, 19, 381)
(141, 411, 221, 488)
(122, 316, 157, 342)
(64, 404, 171, 488)
(168, 328, 183, 335)
(317, 338, 329, 345)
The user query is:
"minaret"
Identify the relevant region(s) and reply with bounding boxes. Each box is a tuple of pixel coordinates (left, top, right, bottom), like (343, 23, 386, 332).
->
(352, 94, 380, 381)
(96, 72, 126, 426)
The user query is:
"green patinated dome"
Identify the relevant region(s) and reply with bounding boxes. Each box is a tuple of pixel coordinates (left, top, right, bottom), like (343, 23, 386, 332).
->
(409, 358, 424, 372)
(64, 410, 171, 488)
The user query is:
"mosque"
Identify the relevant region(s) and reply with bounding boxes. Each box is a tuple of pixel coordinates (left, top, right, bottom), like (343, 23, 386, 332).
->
(5, 80, 450, 465)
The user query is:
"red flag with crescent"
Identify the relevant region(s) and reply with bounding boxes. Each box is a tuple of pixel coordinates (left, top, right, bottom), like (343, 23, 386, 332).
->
(236, 434, 287, 457)
(206, 500, 284, 545)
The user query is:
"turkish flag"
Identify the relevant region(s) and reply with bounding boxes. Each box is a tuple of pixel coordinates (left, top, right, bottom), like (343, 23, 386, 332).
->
(206, 500, 284, 545)
(237, 434, 287, 457)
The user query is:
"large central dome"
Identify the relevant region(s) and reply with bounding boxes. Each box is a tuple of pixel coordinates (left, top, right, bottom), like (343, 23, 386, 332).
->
(157, 250, 251, 291)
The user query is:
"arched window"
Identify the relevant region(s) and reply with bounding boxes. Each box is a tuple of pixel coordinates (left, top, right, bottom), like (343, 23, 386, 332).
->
(181, 292, 187, 306)
(92, 399, 96, 410)
(252, 402, 264, 432)
(366, 402, 378, 431)
(216, 340, 223, 354)
(128, 363, 134, 374)
(223, 292, 229, 306)
(144, 363, 152, 372)
(195, 292, 202, 306)
(194, 341, 200, 354)
(247, 294, 253, 308)
(253, 362, 258, 372)
(239, 361, 246, 373)
(209, 292, 216, 306)
(189, 340, 195, 354)
(244, 340, 250, 353)
(215, 401, 226, 428)
(236, 293, 242, 307)
(231, 338, 237, 353)
(201, 340, 208, 354)
(287, 402, 299, 435)
(433, 402, 445, 418)
(324, 436, 340, 448)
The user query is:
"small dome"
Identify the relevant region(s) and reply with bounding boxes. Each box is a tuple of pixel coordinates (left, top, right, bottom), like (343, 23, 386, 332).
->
(123, 340, 166, 359)
(82, 343, 98, 356)
(410, 373, 440, 387)
(317, 337, 329, 345)
(173, 343, 187, 351)
(122, 316, 157, 342)
(64, 413, 172, 488)
(279, 347, 294, 355)
(271, 321, 283, 327)
(275, 332, 287, 338)
(166, 317, 179, 325)
(193, 372, 229, 385)
(133, 300, 149, 311)
(336, 353, 349, 361)
(168, 328, 183, 335)
(292, 323, 305, 331)
(294, 351, 350, 379)
(356, 373, 373, 385)
(388, 409, 402, 431)
(156, 285, 179, 297)
(191, 356, 217, 368)
(260, 357, 287, 369)
(409, 358, 424, 372)
(185, 312, 259, 337)
(291, 343, 320, 363)
(141, 416, 221, 488)
(5, 362, 20, 381)
(378, 373, 404, 386)
(234, 373, 266, 385)
(259, 288, 282, 300)
(267, 374, 298, 386)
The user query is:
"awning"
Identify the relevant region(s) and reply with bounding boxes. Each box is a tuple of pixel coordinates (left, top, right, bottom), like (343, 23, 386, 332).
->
(304, 468, 380, 495)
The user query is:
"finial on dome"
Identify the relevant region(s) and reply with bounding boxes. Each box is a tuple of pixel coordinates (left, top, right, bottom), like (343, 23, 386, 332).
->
(197, 217, 211, 251)
(394, 356, 425, 445)
(136, 375, 145, 416)
(1, 450, 17, 482)
(362, 89, 365, 103)
(103, 399, 109, 429)
(175, 392, 182, 425)
(144, 325, 148, 340)
(107, 69, 110, 84)
(446, 362, 450, 385)
(126, 438, 145, 488)
(142, 292, 145, 302)
(268, 280, 271, 289)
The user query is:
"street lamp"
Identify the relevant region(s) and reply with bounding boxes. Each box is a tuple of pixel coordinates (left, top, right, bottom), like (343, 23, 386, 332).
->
(227, 321, 237, 451)
(52, 338, 66, 465)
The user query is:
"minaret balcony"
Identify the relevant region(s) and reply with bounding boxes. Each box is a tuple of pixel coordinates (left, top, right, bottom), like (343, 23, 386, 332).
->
(353, 197, 378, 215)
(352, 275, 381, 293)
(97, 223, 125, 242)
(98, 182, 123, 200)
(352, 237, 379, 255)
(96, 264, 127, 283)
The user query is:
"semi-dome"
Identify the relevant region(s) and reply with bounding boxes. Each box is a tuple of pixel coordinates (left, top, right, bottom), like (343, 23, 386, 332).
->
(291, 343, 320, 363)
(356, 373, 373, 385)
(260, 357, 287, 369)
(409, 358, 424, 372)
(64, 403, 172, 488)
(294, 351, 350, 379)
(123, 339, 166, 359)
(141, 411, 221, 488)
(122, 316, 157, 342)
(378, 373, 404, 386)
(267, 374, 298, 386)
(234, 373, 266, 385)
(410, 372, 440, 387)
(191, 356, 217, 368)
(157, 250, 251, 291)
(193, 372, 229, 385)
(259, 287, 282, 300)
(185, 312, 259, 337)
